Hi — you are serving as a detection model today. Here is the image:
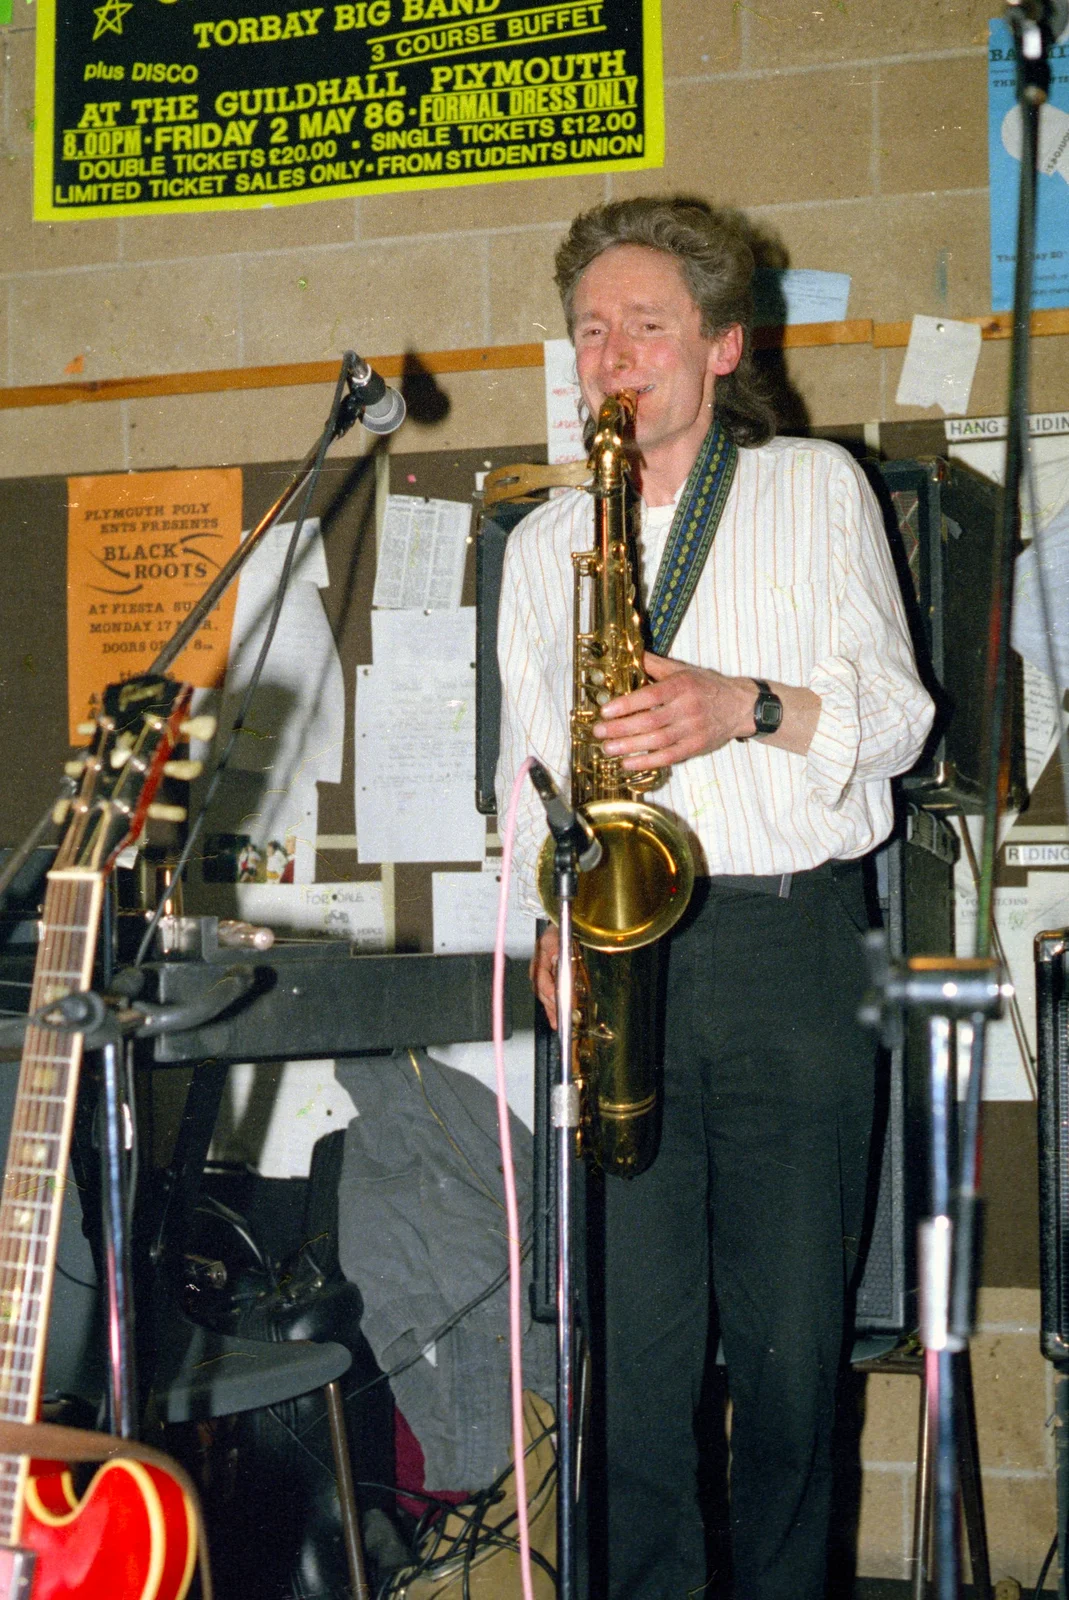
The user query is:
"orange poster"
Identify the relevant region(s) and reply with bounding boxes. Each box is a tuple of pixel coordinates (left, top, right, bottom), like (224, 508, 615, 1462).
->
(66, 468, 244, 742)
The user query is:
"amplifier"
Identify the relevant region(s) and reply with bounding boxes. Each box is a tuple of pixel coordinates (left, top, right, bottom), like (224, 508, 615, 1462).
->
(1037, 929, 1069, 1365)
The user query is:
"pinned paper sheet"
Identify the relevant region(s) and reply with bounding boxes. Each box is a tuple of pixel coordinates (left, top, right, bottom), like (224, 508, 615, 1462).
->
(1013, 502, 1069, 688)
(198, 517, 344, 888)
(955, 866, 1069, 1098)
(1020, 658, 1062, 794)
(372, 495, 471, 610)
(432, 864, 534, 958)
(197, 879, 386, 942)
(895, 316, 982, 415)
(355, 662, 485, 863)
(544, 337, 586, 464)
(752, 268, 851, 326)
(372, 606, 476, 667)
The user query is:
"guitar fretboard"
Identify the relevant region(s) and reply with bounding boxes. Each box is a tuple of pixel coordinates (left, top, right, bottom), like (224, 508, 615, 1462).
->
(0, 870, 102, 1545)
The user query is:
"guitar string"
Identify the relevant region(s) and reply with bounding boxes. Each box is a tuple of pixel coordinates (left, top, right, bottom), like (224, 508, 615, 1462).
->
(0, 878, 90, 1401)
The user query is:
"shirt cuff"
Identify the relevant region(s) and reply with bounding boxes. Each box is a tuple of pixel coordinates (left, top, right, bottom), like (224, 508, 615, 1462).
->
(804, 656, 862, 806)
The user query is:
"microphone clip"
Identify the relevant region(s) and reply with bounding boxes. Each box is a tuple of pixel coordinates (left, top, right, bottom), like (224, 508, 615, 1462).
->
(529, 762, 603, 874)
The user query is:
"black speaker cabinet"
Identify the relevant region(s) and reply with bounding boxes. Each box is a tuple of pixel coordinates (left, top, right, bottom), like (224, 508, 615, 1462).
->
(874, 457, 1023, 815)
(1037, 930, 1069, 1366)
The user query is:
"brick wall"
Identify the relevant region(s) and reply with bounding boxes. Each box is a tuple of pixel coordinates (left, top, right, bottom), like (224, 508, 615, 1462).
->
(0, 0, 1062, 1584)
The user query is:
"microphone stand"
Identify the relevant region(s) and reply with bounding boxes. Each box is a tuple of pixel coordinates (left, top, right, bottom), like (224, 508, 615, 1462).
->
(153, 350, 366, 675)
(862, 945, 1006, 1600)
(529, 762, 597, 1600)
(552, 839, 580, 1600)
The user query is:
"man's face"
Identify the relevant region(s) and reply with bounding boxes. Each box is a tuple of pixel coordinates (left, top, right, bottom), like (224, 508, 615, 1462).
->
(570, 243, 739, 457)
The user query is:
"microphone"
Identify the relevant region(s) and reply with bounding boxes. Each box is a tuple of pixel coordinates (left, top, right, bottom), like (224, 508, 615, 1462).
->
(1006, 0, 1069, 43)
(346, 354, 407, 435)
(529, 763, 603, 873)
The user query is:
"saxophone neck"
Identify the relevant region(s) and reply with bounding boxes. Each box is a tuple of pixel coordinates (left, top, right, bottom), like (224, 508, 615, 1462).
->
(589, 391, 637, 495)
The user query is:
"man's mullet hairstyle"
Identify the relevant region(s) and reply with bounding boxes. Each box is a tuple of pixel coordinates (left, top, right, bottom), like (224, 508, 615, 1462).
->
(554, 197, 776, 449)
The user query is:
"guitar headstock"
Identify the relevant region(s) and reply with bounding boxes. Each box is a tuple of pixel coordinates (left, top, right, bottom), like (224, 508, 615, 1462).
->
(56, 675, 202, 874)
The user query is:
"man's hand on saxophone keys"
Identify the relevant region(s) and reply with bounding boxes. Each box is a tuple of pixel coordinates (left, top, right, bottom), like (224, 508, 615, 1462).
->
(531, 923, 561, 1029)
(593, 651, 821, 765)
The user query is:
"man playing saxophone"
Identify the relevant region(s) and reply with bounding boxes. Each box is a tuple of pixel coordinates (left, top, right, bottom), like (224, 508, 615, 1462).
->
(495, 197, 934, 1600)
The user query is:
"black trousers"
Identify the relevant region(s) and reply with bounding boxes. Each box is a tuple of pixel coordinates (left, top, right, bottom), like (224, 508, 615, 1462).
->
(599, 863, 878, 1600)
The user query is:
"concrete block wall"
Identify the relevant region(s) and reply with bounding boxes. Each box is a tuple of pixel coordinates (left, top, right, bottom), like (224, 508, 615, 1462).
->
(856, 1290, 1058, 1591)
(3, 0, 1066, 479)
(1, 0, 1063, 1584)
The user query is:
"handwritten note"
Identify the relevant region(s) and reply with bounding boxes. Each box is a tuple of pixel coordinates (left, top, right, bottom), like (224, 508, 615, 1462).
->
(432, 865, 534, 957)
(355, 662, 485, 863)
(752, 268, 851, 326)
(371, 606, 476, 668)
(896, 315, 982, 415)
(544, 337, 586, 465)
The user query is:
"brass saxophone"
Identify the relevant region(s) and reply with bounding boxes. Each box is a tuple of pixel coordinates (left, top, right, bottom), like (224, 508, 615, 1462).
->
(536, 391, 695, 1177)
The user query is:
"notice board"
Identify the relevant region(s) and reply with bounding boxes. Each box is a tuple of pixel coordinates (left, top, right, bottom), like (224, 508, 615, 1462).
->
(33, 0, 664, 220)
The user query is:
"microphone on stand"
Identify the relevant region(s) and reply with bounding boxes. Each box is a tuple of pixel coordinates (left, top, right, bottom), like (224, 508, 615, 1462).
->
(345, 354, 407, 435)
(529, 762, 602, 873)
(1006, 0, 1069, 34)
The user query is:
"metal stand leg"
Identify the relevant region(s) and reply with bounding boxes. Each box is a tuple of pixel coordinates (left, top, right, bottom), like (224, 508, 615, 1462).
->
(955, 1348, 992, 1600)
(911, 1363, 932, 1600)
(100, 1040, 137, 1438)
(555, 891, 579, 1600)
(324, 1378, 371, 1600)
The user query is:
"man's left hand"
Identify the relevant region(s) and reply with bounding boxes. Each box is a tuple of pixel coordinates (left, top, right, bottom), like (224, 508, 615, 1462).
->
(593, 651, 756, 769)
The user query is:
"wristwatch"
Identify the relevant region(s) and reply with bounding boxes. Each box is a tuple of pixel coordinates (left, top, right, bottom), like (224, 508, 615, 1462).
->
(738, 678, 783, 740)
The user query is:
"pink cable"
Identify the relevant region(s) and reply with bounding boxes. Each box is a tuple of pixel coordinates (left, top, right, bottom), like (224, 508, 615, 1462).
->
(492, 754, 537, 1600)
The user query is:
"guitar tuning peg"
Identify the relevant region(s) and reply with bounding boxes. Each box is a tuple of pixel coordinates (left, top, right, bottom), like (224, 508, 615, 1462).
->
(163, 759, 203, 781)
(76, 721, 96, 737)
(179, 715, 217, 742)
(64, 759, 88, 778)
(52, 799, 71, 825)
(110, 748, 132, 769)
(147, 803, 187, 823)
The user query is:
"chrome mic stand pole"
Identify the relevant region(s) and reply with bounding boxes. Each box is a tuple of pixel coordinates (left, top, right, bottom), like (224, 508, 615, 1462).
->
(863, 947, 1006, 1600)
(530, 760, 597, 1600)
(553, 841, 580, 1600)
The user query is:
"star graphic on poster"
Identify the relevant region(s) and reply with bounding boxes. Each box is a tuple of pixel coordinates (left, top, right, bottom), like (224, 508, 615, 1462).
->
(92, 0, 132, 40)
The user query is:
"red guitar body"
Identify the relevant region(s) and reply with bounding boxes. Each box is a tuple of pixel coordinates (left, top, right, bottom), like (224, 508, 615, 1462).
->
(17, 1457, 197, 1600)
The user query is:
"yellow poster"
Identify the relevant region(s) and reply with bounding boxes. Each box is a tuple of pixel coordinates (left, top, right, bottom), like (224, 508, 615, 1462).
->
(66, 468, 243, 741)
(33, 0, 663, 219)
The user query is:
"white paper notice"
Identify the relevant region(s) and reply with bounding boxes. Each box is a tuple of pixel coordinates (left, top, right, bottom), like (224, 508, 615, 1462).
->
(432, 865, 535, 958)
(955, 869, 1069, 1097)
(355, 662, 485, 863)
(372, 495, 471, 610)
(753, 267, 851, 326)
(947, 434, 1069, 536)
(371, 606, 476, 668)
(1013, 503, 1069, 688)
(1020, 657, 1061, 793)
(202, 517, 344, 887)
(544, 337, 586, 464)
(896, 315, 983, 415)
(197, 879, 386, 943)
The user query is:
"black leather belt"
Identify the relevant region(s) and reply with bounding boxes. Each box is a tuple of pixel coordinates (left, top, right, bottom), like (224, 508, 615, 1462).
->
(705, 872, 794, 898)
(703, 860, 859, 900)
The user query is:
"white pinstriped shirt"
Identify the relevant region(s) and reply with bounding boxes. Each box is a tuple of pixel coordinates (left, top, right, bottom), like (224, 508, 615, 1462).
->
(495, 435, 935, 914)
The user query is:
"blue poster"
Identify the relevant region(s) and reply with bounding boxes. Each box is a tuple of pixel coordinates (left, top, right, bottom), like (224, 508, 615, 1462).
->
(988, 17, 1069, 312)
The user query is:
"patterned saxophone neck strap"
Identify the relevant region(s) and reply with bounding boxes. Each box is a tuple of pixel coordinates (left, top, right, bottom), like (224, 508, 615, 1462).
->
(646, 417, 739, 658)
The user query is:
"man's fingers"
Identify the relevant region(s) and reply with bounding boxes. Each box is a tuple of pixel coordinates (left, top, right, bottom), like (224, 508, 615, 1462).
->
(642, 650, 687, 679)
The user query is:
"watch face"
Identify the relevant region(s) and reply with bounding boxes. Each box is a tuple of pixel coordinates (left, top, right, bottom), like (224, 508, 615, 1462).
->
(756, 692, 783, 732)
